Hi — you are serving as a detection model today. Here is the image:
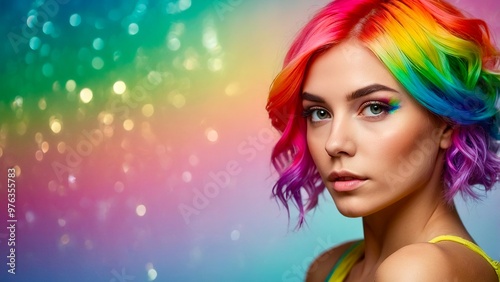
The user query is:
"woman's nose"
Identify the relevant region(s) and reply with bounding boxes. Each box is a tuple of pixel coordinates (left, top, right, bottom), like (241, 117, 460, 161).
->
(324, 117, 356, 158)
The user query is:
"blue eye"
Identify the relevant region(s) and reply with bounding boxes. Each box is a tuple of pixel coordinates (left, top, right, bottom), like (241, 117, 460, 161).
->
(360, 102, 390, 117)
(303, 107, 331, 122)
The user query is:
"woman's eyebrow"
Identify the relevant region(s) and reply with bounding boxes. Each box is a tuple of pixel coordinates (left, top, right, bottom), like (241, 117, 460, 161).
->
(301, 83, 399, 103)
(301, 92, 325, 103)
(347, 83, 399, 101)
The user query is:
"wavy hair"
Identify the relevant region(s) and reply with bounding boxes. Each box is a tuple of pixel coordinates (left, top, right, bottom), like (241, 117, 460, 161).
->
(266, 0, 500, 228)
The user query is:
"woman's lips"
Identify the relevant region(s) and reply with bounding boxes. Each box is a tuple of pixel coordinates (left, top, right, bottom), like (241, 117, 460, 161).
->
(332, 179, 367, 192)
(327, 171, 368, 192)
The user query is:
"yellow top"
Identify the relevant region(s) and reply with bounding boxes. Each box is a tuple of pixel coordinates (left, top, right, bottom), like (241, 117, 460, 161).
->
(326, 235, 500, 281)
(325, 240, 364, 282)
(429, 235, 500, 280)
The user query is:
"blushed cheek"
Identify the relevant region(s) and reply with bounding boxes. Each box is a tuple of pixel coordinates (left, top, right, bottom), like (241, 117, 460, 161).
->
(377, 127, 440, 190)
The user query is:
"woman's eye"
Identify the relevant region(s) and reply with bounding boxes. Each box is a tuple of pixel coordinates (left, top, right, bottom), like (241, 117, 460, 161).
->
(360, 103, 389, 117)
(313, 109, 330, 121)
(303, 108, 331, 122)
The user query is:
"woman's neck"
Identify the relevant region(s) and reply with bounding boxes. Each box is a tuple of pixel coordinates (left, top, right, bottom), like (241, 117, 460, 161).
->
(355, 181, 470, 277)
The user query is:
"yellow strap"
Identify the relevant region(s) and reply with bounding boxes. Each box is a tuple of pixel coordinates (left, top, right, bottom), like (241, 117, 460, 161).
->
(327, 241, 365, 282)
(429, 235, 500, 280)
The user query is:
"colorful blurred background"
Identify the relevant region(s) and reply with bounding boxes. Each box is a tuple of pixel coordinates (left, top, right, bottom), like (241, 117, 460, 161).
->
(0, 0, 498, 281)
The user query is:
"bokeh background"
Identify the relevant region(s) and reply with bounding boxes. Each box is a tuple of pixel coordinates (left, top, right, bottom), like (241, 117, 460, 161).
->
(0, 0, 498, 281)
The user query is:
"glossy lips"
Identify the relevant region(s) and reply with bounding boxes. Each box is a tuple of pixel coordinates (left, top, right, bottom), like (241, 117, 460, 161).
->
(327, 171, 368, 192)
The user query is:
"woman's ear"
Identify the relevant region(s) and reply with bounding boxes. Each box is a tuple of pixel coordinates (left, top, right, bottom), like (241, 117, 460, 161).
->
(439, 125, 454, 149)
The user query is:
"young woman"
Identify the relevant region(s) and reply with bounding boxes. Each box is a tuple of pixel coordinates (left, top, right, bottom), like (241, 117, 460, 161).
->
(266, 0, 499, 281)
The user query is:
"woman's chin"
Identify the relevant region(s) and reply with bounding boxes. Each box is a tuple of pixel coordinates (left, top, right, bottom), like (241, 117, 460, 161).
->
(335, 204, 373, 218)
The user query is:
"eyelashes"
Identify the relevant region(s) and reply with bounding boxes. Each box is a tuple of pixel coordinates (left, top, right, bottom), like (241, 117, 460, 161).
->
(359, 101, 393, 117)
(302, 107, 331, 122)
(302, 99, 400, 123)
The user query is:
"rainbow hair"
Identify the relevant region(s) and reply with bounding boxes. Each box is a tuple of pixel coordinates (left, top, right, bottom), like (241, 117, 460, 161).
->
(266, 0, 500, 228)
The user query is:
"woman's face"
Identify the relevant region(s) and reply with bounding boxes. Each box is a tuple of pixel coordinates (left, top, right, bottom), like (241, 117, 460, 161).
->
(302, 40, 451, 217)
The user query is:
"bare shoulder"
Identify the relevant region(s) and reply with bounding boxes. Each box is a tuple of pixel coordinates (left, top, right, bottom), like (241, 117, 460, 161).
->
(375, 242, 498, 282)
(375, 243, 452, 282)
(305, 240, 359, 282)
